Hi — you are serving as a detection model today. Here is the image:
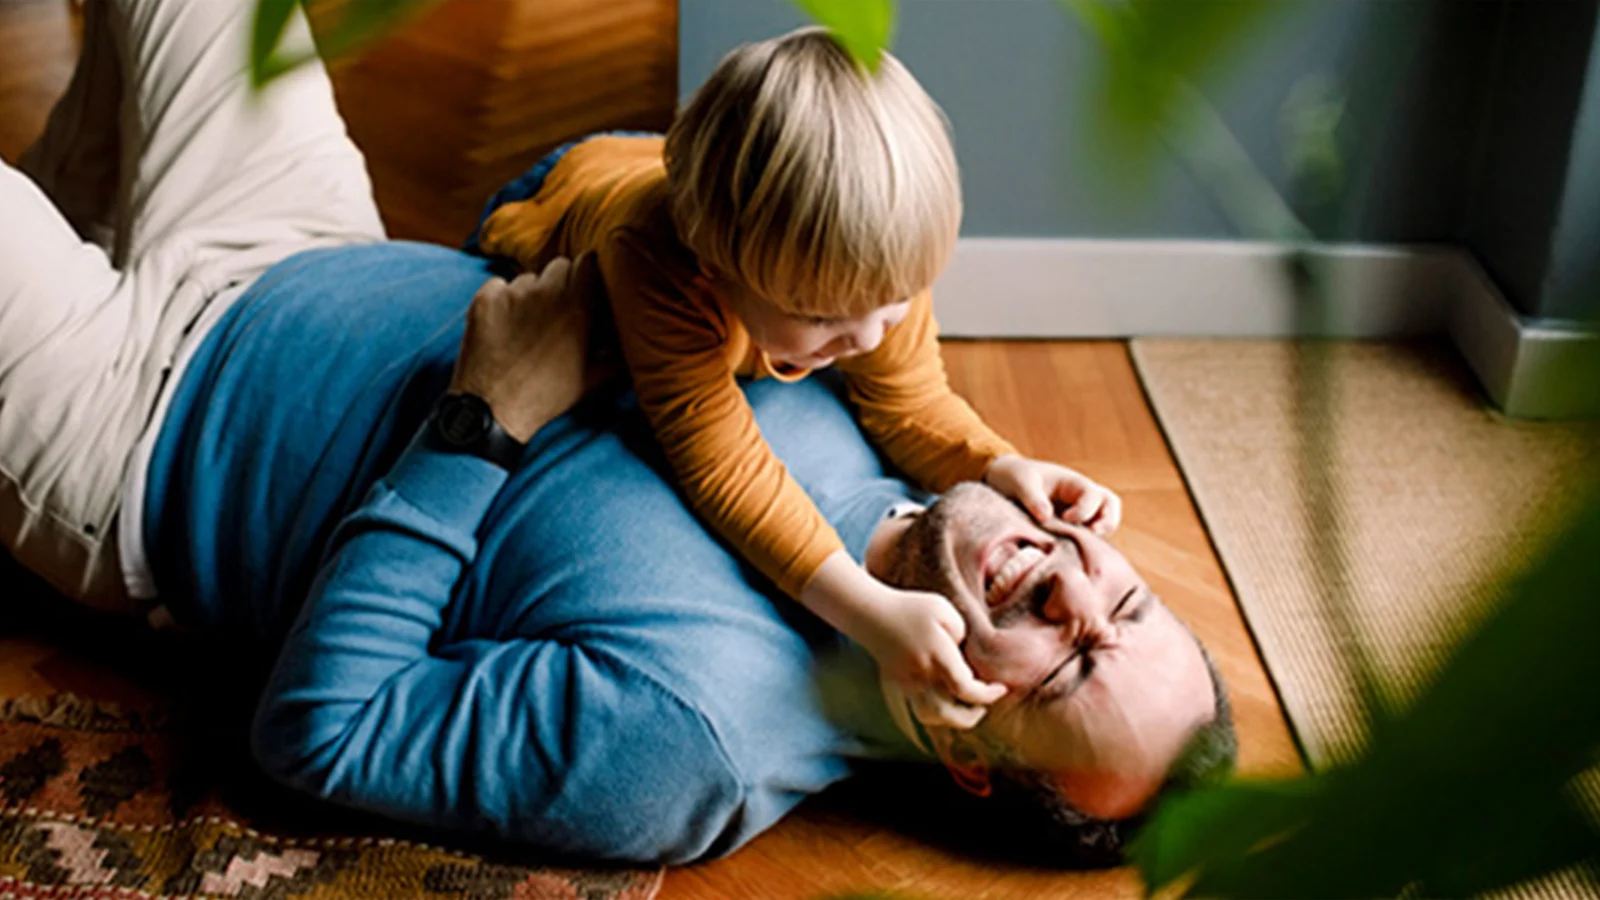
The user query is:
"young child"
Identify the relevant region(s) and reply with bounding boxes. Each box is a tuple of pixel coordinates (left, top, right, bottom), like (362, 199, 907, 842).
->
(477, 27, 1120, 727)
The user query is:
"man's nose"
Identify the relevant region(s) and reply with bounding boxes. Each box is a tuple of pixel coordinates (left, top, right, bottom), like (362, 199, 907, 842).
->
(1041, 569, 1110, 635)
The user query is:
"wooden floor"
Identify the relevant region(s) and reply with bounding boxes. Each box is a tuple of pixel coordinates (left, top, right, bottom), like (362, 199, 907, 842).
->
(0, 2, 1301, 897)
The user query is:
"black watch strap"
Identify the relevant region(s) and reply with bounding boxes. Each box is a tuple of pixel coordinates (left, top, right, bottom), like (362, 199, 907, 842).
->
(428, 393, 527, 471)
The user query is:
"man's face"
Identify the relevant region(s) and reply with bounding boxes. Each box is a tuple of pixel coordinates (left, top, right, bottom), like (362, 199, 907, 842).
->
(881, 483, 1217, 818)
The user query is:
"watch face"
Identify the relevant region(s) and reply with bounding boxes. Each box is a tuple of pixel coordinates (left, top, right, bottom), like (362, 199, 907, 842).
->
(438, 395, 492, 446)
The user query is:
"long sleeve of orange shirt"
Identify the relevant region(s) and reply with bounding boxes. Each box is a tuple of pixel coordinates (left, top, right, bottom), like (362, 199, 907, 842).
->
(479, 136, 1017, 600)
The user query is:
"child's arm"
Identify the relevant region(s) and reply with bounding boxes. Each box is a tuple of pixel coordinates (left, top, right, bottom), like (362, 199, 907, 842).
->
(837, 291, 1121, 533)
(604, 242, 1003, 725)
(602, 239, 839, 599)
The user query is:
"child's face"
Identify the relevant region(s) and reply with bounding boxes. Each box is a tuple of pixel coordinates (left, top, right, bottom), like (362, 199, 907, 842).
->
(714, 274, 913, 370)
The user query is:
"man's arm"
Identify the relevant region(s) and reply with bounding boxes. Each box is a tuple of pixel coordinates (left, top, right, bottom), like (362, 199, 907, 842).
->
(251, 432, 742, 861)
(251, 260, 748, 862)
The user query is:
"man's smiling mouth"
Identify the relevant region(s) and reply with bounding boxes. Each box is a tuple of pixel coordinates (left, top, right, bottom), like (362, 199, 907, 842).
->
(982, 537, 1047, 608)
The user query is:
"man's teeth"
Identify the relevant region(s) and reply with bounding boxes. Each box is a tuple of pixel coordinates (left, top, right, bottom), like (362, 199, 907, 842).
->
(988, 545, 1044, 606)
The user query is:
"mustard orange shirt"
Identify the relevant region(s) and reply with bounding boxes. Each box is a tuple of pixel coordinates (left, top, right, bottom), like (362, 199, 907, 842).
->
(479, 136, 1016, 598)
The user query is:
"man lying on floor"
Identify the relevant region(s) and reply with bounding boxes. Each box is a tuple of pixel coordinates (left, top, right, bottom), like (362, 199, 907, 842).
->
(0, 0, 1234, 866)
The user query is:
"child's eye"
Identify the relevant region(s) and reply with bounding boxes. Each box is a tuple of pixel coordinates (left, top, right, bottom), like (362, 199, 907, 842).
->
(798, 314, 840, 326)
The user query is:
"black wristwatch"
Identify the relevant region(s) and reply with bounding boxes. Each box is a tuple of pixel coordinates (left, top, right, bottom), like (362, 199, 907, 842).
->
(428, 393, 526, 470)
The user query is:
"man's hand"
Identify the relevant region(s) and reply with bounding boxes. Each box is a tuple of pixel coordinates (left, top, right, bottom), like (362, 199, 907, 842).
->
(801, 551, 1006, 729)
(984, 454, 1122, 536)
(450, 255, 600, 442)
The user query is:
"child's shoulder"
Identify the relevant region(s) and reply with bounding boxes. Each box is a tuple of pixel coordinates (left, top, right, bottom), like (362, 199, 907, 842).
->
(604, 181, 693, 270)
(544, 137, 680, 255)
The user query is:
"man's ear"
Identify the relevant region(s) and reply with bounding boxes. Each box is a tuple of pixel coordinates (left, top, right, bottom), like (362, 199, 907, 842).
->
(925, 727, 993, 798)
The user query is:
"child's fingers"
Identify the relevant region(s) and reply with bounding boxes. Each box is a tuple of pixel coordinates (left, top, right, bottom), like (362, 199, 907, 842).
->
(909, 689, 987, 730)
(1091, 489, 1124, 534)
(927, 594, 967, 644)
(1039, 518, 1076, 538)
(1068, 483, 1119, 533)
(1056, 489, 1099, 525)
(951, 675, 1008, 707)
(934, 641, 1008, 707)
(1020, 485, 1054, 525)
(1066, 477, 1121, 525)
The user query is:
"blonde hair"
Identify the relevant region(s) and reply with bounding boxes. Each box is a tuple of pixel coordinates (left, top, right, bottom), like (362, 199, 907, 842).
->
(665, 26, 962, 318)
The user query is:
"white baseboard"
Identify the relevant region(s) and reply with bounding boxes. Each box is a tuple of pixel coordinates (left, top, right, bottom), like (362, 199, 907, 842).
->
(1447, 264, 1600, 419)
(932, 238, 1599, 419)
(931, 239, 1461, 338)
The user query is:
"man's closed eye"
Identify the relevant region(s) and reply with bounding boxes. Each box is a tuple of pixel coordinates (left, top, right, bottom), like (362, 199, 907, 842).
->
(1114, 586, 1153, 624)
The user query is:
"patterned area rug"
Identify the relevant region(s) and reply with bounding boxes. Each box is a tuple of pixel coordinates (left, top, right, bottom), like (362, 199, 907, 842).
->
(0, 695, 662, 900)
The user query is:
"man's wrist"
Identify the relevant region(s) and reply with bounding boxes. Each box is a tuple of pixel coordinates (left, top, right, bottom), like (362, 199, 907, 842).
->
(427, 392, 528, 470)
(384, 425, 511, 533)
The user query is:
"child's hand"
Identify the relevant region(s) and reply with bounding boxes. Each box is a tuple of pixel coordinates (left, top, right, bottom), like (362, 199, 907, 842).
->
(855, 583, 1008, 729)
(800, 552, 1005, 728)
(984, 454, 1122, 536)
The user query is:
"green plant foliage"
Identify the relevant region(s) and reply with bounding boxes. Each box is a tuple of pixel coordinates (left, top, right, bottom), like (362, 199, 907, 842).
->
(1132, 484, 1600, 898)
(250, 0, 307, 88)
(793, 0, 896, 72)
(314, 0, 440, 64)
(1055, 0, 1281, 179)
(250, 0, 440, 89)
(1280, 76, 1346, 212)
(1050, 3, 1600, 895)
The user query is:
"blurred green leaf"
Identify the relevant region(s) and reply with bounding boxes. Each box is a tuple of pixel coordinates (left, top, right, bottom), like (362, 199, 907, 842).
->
(794, 0, 895, 72)
(1128, 0, 1278, 83)
(1055, 0, 1281, 189)
(1177, 769, 1600, 899)
(1419, 785, 1598, 897)
(250, 0, 304, 88)
(1059, 0, 1123, 50)
(250, 0, 440, 89)
(1131, 779, 1317, 892)
(1280, 76, 1346, 214)
(313, 0, 440, 62)
(1134, 485, 1600, 897)
(1359, 487, 1600, 814)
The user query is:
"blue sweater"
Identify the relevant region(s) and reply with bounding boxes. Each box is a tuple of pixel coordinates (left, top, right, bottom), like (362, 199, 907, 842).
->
(143, 243, 918, 862)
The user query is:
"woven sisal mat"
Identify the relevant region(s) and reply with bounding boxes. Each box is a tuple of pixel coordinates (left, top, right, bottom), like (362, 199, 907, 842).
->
(1132, 339, 1599, 898)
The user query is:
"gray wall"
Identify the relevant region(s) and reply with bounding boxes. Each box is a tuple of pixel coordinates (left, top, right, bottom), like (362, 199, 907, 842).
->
(682, 1, 1497, 239)
(1540, 17, 1600, 321)
(681, 0, 1598, 318)
(1460, 1, 1599, 318)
